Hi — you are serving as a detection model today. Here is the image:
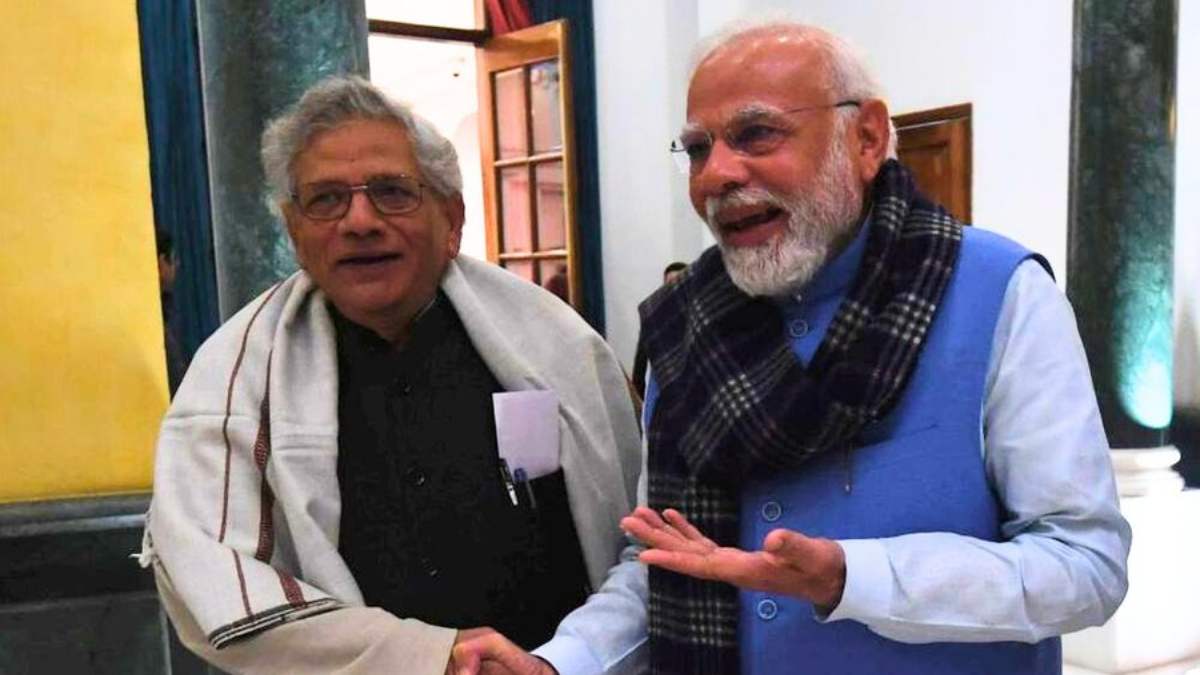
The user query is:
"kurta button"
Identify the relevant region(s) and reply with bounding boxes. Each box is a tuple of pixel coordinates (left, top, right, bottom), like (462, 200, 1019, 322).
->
(761, 500, 782, 522)
(756, 598, 778, 620)
(788, 319, 809, 338)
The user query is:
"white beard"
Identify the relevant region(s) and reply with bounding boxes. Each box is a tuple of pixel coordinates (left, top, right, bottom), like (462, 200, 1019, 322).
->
(705, 127, 864, 297)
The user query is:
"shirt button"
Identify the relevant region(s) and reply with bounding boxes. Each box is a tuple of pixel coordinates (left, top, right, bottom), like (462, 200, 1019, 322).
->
(406, 467, 426, 486)
(788, 319, 809, 338)
(756, 598, 778, 621)
(761, 500, 782, 522)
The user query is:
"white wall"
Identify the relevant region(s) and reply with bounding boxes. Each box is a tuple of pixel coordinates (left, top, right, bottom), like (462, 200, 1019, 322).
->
(594, 1, 705, 367)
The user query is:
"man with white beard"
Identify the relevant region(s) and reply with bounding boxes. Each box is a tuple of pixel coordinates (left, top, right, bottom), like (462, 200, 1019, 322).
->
(619, 19, 1132, 675)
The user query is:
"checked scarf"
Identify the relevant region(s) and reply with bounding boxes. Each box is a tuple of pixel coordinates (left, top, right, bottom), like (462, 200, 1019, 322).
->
(638, 160, 963, 674)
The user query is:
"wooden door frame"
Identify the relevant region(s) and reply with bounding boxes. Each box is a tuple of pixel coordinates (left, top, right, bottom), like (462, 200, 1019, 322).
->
(893, 103, 972, 223)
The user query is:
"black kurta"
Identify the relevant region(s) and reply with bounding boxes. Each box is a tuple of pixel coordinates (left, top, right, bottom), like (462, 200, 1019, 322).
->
(333, 293, 589, 649)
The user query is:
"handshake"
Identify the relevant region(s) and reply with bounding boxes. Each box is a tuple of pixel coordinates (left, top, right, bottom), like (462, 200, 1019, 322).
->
(446, 627, 556, 675)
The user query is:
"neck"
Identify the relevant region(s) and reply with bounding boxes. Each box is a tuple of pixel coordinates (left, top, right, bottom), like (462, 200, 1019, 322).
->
(827, 190, 873, 259)
(343, 293, 438, 347)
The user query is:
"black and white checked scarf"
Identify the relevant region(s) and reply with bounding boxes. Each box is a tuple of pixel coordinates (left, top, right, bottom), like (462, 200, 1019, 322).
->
(638, 160, 963, 674)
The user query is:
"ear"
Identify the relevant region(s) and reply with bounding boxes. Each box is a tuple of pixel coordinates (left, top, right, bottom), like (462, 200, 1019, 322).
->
(442, 192, 466, 258)
(852, 98, 891, 184)
(281, 204, 309, 270)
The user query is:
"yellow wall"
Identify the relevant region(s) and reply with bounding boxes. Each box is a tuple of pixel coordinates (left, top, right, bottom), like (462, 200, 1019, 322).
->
(0, 3, 166, 502)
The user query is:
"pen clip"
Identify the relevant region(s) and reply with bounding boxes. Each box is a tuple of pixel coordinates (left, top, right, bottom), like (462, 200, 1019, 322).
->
(499, 458, 519, 506)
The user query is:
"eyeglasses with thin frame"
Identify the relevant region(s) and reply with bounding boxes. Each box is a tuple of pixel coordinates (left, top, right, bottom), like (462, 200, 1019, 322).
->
(291, 175, 428, 221)
(669, 100, 861, 175)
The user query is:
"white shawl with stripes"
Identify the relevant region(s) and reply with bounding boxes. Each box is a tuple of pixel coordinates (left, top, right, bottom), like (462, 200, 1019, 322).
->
(143, 255, 642, 649)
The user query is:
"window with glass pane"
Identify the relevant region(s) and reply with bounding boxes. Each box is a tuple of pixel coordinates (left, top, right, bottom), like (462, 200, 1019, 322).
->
(529, 61, 562, 154)
(500, 166, 531, 253)
(538, 258, 569, 301)
(503, 259, 534, 282)
(495, 68, 527, 160)
(534, 161, 565, 251)
(480, 21, 579, 308)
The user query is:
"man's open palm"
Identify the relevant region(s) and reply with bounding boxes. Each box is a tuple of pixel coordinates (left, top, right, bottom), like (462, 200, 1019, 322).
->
(620, 506, 847, 608)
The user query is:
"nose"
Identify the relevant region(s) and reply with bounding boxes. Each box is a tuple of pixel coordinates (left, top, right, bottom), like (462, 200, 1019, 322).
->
(689, 139, 749, 212)
(337, 189, 386, 236)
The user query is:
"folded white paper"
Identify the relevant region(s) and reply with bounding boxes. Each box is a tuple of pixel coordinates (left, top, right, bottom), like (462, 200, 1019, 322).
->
(493, 390, 560, 479)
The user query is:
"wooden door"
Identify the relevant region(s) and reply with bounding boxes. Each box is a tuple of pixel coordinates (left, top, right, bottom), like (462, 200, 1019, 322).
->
(477, 20, 581, 308)
(893, 103, 972, 223)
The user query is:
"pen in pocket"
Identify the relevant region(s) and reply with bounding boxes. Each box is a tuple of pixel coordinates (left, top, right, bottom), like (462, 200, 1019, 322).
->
(499, 458, 518, 506)
(513, 467, 537, 510)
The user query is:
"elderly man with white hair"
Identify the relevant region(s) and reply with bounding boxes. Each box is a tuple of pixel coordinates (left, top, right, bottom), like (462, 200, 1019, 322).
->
(143, 76, 646, 675)
(619, 18, 1131, 675)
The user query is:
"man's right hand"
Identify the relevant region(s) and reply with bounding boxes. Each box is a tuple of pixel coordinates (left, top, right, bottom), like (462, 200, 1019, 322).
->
(446, 627, 557, 675)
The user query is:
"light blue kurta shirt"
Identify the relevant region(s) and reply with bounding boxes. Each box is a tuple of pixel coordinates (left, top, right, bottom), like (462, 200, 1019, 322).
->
(533, 220, 1130, 675)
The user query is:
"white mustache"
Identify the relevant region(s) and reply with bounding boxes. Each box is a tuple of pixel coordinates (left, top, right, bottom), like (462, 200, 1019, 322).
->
(705, 188, 790, 227)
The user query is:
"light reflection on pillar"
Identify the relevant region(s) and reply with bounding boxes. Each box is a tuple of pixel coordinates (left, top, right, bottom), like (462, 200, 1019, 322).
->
(1115, 271, 1173, 429)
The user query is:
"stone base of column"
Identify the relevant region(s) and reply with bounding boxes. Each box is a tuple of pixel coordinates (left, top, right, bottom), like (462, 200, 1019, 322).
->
(1065, 656, 1200, 675)
(1062, 485, 1200, 673)
(1110, 447, 1185, 497)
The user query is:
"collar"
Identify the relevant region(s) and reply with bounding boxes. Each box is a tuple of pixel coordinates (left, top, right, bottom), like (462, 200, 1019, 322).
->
(332, 292, 449, 361)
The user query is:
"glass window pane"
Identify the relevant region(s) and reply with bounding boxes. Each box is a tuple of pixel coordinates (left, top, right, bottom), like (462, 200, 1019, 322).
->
(368, 34, 486, 259)
(366, 0, 479, 29)
(500, 166, 531, 253)
(495, 68, 527, 160)
(535, 162, 566, 251)
(530, 60, 562, 154)
(538, 258, 569, 302)
(503, 259, 534, 282)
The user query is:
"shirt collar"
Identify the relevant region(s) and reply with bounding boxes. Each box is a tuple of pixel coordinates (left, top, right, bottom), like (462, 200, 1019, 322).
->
(332, 292, 448, 361)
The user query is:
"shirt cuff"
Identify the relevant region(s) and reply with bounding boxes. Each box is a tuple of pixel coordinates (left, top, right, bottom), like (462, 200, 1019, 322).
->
(817, 538, 891, 624)
(532, 634, 603, 675)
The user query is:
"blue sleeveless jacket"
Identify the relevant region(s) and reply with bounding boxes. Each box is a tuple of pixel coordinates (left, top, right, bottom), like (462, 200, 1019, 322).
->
(732, 226, 1060, 674)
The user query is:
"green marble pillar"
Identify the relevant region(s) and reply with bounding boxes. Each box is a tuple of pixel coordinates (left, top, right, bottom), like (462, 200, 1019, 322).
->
(196, 1, 369, 316)
(1067, 0, 1178, 449)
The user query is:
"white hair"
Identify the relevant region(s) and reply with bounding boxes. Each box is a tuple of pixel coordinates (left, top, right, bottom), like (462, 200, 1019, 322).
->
(691, 15, 882, 99)
(260, 75, 462, 218)
(691, 15, 897, 158)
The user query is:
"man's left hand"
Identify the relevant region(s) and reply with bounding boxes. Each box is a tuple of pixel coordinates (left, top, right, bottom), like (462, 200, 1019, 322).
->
(621, 506, 847, 609)
(448, 627, 557, 675)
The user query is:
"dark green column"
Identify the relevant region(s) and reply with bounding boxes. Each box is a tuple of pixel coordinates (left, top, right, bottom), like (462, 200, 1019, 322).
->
(196, 1, 369, 316)
(1067, 0, 1178, 449)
